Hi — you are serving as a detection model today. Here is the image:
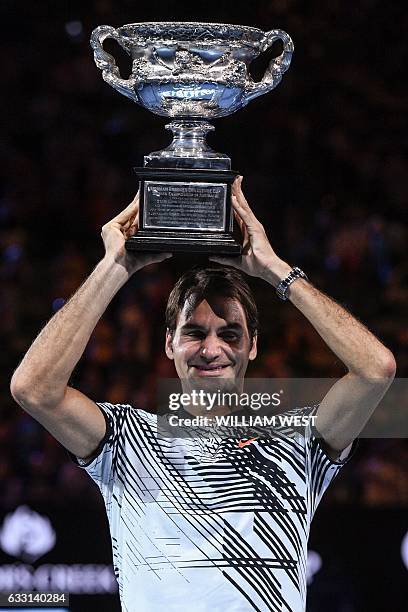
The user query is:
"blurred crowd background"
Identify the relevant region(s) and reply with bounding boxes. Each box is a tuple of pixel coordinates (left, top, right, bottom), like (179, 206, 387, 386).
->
(1, 0, 407, 515)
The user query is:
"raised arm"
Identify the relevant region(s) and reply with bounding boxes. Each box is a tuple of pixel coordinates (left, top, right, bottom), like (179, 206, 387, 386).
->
(210, 177, 396, 456)
(10, 193, 171, 460)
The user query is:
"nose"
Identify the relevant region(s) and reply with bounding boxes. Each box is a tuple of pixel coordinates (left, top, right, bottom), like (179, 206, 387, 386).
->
(200, 333, 222, 360)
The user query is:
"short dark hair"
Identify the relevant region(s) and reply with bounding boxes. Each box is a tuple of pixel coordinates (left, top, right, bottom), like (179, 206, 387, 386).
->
(165, 266, 258, 341)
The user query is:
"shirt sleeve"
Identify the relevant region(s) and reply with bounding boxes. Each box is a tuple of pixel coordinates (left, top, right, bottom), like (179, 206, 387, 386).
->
(68, 401, 131, 485)
(303, 404, 358, 517)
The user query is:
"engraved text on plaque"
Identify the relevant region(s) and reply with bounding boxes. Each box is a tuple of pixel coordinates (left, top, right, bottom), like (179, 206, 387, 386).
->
(143, 181, 226, 231)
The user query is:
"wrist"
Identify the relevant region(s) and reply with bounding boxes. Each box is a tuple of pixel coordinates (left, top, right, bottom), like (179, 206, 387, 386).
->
(99, 255, 133, 287)
(262, 258, 292, 288)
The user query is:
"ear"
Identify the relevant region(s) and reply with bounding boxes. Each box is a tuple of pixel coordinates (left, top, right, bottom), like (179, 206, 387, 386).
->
(165, 328, 174, 360)
(249, 334, 258, 361)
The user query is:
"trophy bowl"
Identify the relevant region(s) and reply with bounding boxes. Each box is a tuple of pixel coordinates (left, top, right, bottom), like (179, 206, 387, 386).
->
(90, 22, 294, 255)
(91, 22, 294, 119)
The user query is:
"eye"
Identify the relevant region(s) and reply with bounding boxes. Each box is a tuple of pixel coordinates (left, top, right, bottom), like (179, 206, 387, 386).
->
(185, 330, 205, 339)
(219, 332, 238, 342)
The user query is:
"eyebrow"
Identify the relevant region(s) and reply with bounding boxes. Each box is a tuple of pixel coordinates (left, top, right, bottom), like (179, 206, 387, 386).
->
(180, 323, 243, 333)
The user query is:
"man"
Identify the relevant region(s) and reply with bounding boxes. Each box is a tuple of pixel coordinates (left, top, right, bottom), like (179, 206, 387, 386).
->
(11, 177, 396, 611)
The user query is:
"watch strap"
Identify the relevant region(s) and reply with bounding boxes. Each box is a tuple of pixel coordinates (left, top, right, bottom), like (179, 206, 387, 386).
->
(276, 266, 308, 301)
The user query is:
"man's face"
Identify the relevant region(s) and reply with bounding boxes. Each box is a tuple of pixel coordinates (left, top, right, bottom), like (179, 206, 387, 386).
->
(165, 297, 257, 384)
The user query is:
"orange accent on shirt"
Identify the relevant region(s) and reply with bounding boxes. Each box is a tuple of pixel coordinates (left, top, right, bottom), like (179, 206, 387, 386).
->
(237, 437, 258, 448)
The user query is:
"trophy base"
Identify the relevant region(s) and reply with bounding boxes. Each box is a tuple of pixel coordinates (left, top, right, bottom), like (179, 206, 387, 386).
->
(126, 230, 241, 255)
(127, 166, 242, 256)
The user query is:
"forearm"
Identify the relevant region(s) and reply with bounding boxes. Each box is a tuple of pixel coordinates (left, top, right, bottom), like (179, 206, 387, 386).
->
(11, 255, 129, 406)
(264, 259, 396, 378)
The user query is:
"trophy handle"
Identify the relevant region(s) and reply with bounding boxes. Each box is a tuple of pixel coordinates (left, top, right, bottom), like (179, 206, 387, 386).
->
(244, 29, 294, 104)
(90, 25, 139, 103)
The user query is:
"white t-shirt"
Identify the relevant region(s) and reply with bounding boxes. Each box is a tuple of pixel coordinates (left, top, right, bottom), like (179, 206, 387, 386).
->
(71, 403, 356, 612)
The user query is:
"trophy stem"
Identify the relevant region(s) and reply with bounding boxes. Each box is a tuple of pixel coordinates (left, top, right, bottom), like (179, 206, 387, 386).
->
(144, 119, 231, 170)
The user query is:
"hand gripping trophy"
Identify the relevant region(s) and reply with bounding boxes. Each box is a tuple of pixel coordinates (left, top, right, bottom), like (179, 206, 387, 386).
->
(91, 22, 293, 255)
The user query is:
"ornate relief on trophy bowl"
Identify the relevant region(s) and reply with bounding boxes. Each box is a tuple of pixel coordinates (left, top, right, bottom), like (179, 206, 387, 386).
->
(91, 22, 294, 118)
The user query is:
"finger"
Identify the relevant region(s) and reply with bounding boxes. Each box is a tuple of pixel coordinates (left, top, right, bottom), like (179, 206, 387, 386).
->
(232, 209, 250, 251)
(125, 203, 140, 225)
(233, 206, 249, 237)
(231, 179, 240, 197)
(232, 195, 264, 235)
(232, 175, 241, 190)
(114, 206, 139, 229)
(127, 218, 139, 237)
(122, 218, 134, 232)
(112, 192, 140, 224)
(232, 183, 252, 215)
(233, 206, 245, 233)
(120, 191, 139, 212)
(231, 194, 254, 225)
(123, 211, 139, 233)
(232, 175, 245, 197)
(232, 177, 255, 215)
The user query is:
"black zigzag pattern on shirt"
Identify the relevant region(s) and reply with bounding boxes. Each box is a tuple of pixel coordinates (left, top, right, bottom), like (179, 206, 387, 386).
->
(129, 412, 304, 610)
(147, 422, 309, 515)
(80, 403, 347, 612)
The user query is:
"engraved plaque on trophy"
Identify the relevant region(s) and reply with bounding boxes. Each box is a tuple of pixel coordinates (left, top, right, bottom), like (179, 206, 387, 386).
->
(90, 22, 293, 254)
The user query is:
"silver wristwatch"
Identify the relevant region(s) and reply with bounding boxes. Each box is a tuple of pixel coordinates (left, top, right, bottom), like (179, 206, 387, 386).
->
(276, 266, 308, 300)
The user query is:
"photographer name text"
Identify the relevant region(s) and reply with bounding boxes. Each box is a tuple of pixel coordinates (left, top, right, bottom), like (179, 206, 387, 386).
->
(168, 414, 318, 428)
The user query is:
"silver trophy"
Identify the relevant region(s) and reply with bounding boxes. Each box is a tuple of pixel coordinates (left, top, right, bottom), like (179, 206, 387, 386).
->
(91, 22, 293, 254)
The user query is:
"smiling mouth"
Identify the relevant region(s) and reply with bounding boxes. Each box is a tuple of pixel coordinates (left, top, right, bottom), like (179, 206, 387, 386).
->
(190, 365, 231, 376)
